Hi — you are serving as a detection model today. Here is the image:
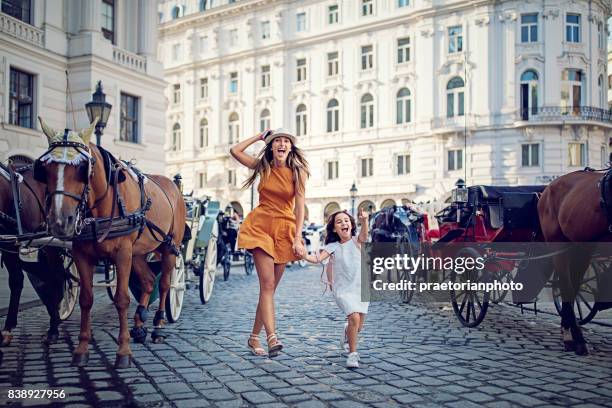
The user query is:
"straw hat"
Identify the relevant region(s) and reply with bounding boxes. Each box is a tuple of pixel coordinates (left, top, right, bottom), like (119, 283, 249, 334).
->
(263, 128, 297, 145)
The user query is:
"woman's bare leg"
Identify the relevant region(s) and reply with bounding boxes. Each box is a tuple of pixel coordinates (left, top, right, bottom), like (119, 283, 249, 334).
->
(251, 263, 286, 348)
(358, 313, 366, 332)
(347, 313, 360, 353)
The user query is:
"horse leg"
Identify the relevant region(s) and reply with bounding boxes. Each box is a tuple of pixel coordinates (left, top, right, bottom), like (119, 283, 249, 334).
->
(1, 253, 23, 347)
(71, 251, 96, 367)
(42, 250, 64, 345)
(152, 250, 175, 344)
(129, 255, 155, 344)
(112, 247, 134, 368)
(565, 247, 592, 355)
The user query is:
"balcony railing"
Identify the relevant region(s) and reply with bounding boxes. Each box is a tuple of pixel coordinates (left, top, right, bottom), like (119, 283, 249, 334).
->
(0, 12, 44, 47)
(519, 106, 612, 124)
(112, 47, 147, 74)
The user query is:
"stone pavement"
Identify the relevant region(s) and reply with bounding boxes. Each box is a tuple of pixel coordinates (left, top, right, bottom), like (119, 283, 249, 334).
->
(1, 264, 612, 407)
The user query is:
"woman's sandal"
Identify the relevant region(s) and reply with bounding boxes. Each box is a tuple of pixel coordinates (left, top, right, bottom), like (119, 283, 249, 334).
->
(267, 333, 283, 357)
(247, 334, 266, 356)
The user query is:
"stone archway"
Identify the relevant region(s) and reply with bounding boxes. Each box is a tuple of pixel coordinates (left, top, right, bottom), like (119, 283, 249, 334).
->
(381, 199, 396, 209)
(358, 200, 376, 214)
(323, 202, 341, 221)
(230, 201, 244, 217)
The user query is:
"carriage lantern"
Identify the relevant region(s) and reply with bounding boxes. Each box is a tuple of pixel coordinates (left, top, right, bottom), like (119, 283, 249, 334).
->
(85, 81, 113, 146)
(452, 178, 468, 204)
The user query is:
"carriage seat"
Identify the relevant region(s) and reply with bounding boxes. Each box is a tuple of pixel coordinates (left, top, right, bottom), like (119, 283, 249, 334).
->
(469, 186, 545, 230)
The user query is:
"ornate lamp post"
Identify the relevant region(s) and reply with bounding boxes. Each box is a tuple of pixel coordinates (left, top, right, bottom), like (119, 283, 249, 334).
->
(85, 81, 113, 146)
(350, 182, 358, 217)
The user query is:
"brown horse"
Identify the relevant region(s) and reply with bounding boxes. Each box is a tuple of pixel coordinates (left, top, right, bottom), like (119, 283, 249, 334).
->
(0, 161, 68, 346)
(538, 169, 611, 355)
(34, 118, 186, 368)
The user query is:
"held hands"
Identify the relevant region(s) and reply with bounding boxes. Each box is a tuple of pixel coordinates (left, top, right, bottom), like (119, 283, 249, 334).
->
(292, 237, 306, 258)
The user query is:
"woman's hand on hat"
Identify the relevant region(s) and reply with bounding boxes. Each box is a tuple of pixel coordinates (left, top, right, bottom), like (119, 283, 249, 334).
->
(260, 129, 273, 141)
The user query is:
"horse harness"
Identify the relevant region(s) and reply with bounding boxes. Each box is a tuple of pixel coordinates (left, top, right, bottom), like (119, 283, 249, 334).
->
(596, 167, 612, 232)
(34, 137, 180, 255)
(0, 161, 45, 236)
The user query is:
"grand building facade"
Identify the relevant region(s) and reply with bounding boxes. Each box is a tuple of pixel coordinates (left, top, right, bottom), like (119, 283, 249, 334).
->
(0, 0, 165, 173)
(159, 0, 612, 223)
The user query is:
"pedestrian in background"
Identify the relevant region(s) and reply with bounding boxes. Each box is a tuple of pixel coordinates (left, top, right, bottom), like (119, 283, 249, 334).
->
(230, 129, 310, 357)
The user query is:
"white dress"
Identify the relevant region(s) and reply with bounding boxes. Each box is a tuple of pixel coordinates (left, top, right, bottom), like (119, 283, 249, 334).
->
(324, 237, 369, 316)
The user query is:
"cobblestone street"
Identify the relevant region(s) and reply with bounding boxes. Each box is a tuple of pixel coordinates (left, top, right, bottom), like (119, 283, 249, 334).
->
(1, 264, 612, 407)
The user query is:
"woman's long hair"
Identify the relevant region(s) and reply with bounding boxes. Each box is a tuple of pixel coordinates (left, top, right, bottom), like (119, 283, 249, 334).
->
(324, 210, 356, 244)
(243, 140, 310, 193)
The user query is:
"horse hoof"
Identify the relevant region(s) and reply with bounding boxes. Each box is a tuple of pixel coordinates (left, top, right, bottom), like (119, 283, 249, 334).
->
(0, 333, 12, 347)
(130, 326, 148, 344)
(574, 342, 590, 356)
(151, 334, 165, 344)
(43, 332, 59, 345)
(563, 341, 575, 352)
(71, 352, 89, 367)
(114, 354, 132, 369)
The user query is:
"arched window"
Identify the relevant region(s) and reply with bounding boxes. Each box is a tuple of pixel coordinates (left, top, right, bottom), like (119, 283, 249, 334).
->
(199, 118, 208, 148)
(171, 6, 180, 19)
(360, 93, 374, 128)
(327, 99, 339, 133)
(228, 112, 239, 144)
(381, 199, 396, 209)
(296, 104, 307, 136)
(396, 88, 411, 124)
(172, 123, 181, 151)
(446, 77, 465, 118)
(260, 109, 270, 133)
(520, 70, 539, 120)
(358, 200, 376, 214)
(324, 202, 341, 221)
(199, 0, 207, 11)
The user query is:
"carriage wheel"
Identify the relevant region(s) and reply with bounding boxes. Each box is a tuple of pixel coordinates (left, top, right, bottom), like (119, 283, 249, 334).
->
(200, 235, 217, 304)
(104, 263, 117, 301)
(165, 253, 186, 323)
(449, 248, 490, 328)
(397, 268, 416, 304)
(244, 252, 254, 275)
(552, 262, 599, 325)
(489, 261, 513, 304)
(58, 252, 79, 321)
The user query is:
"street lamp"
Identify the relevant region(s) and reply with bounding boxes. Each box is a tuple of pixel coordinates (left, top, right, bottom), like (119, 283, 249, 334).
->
(350, 182, 358, 217)
(85, 81, 112, 146)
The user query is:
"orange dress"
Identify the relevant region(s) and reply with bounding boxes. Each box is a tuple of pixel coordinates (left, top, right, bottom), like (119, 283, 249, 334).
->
(237, 166, 298, 264)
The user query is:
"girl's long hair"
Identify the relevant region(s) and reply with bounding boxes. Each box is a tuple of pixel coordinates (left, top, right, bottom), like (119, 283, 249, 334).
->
(242, 140, 310, 193)
(324, 210, 357, 244)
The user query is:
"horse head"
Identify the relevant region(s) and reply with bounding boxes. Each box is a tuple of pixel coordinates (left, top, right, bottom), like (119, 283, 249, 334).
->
(35, 116, 98, 239)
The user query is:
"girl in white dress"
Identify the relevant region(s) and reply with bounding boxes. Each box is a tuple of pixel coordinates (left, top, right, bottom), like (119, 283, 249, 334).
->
(302, 208, 369, 368)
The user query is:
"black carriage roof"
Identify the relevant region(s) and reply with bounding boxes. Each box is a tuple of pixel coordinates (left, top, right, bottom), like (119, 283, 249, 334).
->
(469, 185, 546, 201)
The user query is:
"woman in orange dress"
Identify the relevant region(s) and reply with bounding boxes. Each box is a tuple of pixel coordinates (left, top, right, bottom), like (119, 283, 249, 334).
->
(230, 129, 309, 357)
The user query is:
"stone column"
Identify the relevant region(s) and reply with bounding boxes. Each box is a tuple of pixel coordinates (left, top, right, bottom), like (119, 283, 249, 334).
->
(79, 0, 101, 33)
(138, 0, 157, 57)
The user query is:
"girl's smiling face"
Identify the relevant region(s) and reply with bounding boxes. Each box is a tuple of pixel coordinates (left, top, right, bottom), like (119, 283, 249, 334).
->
(271, 136, 292, 165)
(333, 212, 353, 242)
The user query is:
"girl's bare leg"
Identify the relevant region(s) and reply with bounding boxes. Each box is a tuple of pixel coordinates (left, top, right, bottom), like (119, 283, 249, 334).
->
(250, 254, 286, 349)
(347, 313, 360, 353)
(358, 313, 366, 332)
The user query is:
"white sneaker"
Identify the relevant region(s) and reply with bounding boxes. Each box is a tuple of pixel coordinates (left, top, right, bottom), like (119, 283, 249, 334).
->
(346, 352, 359, 368)
(341, 323, 349, 352)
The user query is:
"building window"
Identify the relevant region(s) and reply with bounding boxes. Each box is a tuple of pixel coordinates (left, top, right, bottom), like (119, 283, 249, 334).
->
(599, 75, 605, 108)
(361, 45, 373, 70)
(296, 12, 306, 32)
(199, 0, 208, 11)
(448, 26, 463, 53)
(260, 109, 271, 132)
(229, 29, 238, 46)
(520, 13, 538, 43)
(261, 21, 270, 39)
(566, 13, 581, 43)
(228, 112, 239, 143)
(396, 88, 411, 124)
(229, 72, 238, 93)
(520, 70, 538, 120)
(296, 58, 307, 82)
(327, 52, 339, 77)
(361, 0, 373, 16)
(198, 172, 206, 188)
(397, 0, 409, 7)
(199, 118, 208, 148)
(397, 37, 410, 64)
(397, 154, 410, 175)
(261, 65, 270, 88)
(296, 104, 307, 136)
(327, 99, 339, 133)
(8, 68, 34, 129)
(101, 0, 115, 44)
(361, 158, 373, 177)
(228, 170, 236, 186)
(601, 145, 607, 167)
(120, 93, 139, 143)
(598, 22, 605, 49)
(360, 93, 374, 129)
(172, 123, 181, 151)
(328, 5, 339, 24)
(521, 143, 539, 167)
(172, 6, 180, 19)
(326, 161, 339, 180)
(200, 77, 208, 99)
(173, 84, 181, 104)
(561, 69, 583, 112)
(446, 77, 465, 118)
(2, 0, 31, 24)
(447, 149, 463, 171)
(172, 43, 181, 60)
(568, 143, 585, 167)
